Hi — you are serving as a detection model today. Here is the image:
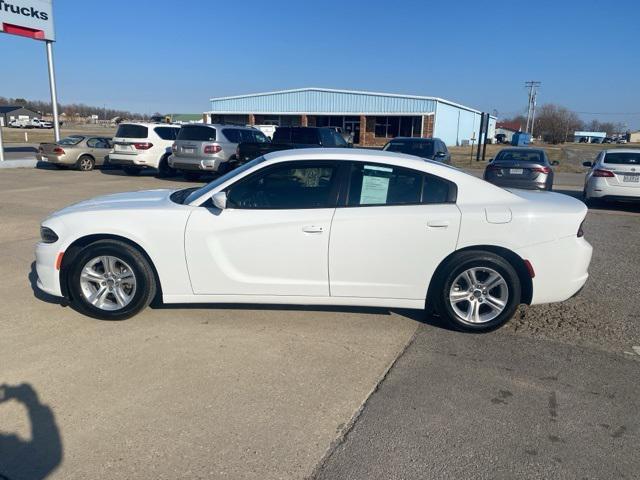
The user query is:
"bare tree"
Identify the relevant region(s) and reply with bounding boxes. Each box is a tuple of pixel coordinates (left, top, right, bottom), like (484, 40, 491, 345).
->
(534, 104, 583, 144)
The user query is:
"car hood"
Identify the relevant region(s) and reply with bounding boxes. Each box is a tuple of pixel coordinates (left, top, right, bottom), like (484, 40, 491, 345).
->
(48, 189, 176, 218)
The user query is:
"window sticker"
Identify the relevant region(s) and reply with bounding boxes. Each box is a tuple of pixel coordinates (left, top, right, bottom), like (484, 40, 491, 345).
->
(360, 165, 393, 204)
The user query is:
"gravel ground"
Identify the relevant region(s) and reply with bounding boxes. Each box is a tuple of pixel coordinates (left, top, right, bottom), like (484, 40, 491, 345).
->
(505, 208, 640, 355)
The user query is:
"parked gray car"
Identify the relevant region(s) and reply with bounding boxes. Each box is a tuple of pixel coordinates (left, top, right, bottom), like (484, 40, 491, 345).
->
(37, 135, 113, 171)
(382, 137, 451, 164)
(483, 148, 557, 191)
(169, 124, 269, 179)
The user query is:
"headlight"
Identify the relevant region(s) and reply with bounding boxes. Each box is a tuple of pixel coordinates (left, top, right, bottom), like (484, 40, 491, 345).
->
(40, 226, 59, 243)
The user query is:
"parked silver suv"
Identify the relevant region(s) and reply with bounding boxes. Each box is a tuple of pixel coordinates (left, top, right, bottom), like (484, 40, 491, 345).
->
(169, 124, 269, 179)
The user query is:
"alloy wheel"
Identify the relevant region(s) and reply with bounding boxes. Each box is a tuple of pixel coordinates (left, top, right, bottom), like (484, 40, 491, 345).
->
(79, 255, 137, 311)
(448, 267, 509, 324)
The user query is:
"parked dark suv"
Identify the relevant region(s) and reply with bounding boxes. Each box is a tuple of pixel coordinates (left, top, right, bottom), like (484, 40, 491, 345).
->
(382, 137, 451, 164)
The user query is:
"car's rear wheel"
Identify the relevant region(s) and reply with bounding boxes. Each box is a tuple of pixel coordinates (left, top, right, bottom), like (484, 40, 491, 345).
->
(123, 166, 141, 176)
(76, 155, 95, 171)
(67, 240, 156, 320)
(435, 251, 521, 332)
(156, 154, 176, 178)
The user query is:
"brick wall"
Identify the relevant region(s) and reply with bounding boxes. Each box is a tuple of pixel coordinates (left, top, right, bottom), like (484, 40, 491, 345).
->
(300, 114, 308, 127)
(248, 114, 255, 125)
(422, 114, 434, 138)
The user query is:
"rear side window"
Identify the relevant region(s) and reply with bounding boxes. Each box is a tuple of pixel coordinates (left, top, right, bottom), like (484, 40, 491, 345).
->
(603, 152, 640, 165)
(177, 125, 216, 141)
(222, 129, 241, 143)
(115, 124, 148, 139)
(347, 163, 455, 206)
(154, 127, 179, 140)
(58, 136, 84, 146)
(385, 140, 434, 158)
(273, 128, 319, 145)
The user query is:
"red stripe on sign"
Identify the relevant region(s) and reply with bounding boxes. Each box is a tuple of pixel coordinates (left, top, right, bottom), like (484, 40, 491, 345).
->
(2, 23, 45, 40)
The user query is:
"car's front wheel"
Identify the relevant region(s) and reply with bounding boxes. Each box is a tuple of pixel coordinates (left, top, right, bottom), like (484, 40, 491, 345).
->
(435, 251, 521, 332)
(67, 240, 157, 320)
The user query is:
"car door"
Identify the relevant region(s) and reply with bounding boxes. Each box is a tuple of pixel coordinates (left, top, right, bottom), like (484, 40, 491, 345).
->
(329, 162, 461, 300)
(184, 160, 342, 296)
(93, 137, 112, 164)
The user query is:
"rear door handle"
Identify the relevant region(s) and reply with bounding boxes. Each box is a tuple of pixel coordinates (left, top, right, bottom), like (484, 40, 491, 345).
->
(302, 225, 324, 234)
(427, 220, 450, 228)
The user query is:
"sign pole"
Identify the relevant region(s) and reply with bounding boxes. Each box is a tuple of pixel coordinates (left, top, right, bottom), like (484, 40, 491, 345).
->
(45, 40, 60, 142)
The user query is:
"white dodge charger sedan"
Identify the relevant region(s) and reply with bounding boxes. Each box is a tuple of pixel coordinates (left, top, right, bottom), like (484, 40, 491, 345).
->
(36, 149, 593, 332)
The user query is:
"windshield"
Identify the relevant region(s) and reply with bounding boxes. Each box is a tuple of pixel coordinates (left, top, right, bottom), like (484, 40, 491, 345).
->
(604, 152, 640, 165)
(184, 156, 268, 204)
(58, 136, 84, 146)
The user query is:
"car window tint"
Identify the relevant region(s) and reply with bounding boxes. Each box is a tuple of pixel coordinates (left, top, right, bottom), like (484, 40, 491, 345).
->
(115, 124, 148, 138)
(227, 163, 337, 209)
(86, 138, 100, 148)
(252, 131, 269, 143)
(333, 132, 348, 147)
(177, 126, 216, 141)
(495, 150, 543, 163)
(384, 140, 434, 158)
(58, 136, 84, 146)
(348, 163, 423, 206)
(423, 174, 453, 204)
(154, 126, 179, 140)
(222, 129, 241, 143)
(603, 152, 640, 165)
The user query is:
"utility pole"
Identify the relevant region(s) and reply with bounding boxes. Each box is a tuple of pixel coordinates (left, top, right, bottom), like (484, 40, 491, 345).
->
(524, 81, 541, 134)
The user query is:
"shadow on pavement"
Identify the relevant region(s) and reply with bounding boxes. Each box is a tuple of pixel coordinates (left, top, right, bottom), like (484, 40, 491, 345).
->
(28, 262, 67, 307)
(0, 383, 63, 480)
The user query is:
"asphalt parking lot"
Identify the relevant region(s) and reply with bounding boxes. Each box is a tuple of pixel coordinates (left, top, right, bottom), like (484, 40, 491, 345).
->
(1, 165, 639, 479)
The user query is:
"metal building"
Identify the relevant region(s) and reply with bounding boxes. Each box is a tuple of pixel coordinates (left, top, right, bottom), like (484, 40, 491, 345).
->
(204, 88, 495, 147)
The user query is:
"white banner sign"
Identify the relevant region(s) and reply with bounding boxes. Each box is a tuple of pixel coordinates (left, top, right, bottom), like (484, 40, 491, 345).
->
(0, 0, 54, 41)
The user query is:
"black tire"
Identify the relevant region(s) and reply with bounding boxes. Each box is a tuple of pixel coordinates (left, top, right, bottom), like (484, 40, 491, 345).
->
(156, 154, 176, 178)
(182, 171, 201, 181)
(433, 250, 521, 332)
(67, 239, 157, 320)
(76, 155, 95, 171)
(123, 166, 141, 176)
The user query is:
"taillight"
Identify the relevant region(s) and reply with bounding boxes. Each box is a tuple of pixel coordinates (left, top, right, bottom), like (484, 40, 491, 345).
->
(532, 166, 551, 174)
(204, 144, 222, 154)
(593, 169, 614, 177)
(577, 220, 585, 237)
(53, 147, 65, 154)
(133, 142, 153, 150)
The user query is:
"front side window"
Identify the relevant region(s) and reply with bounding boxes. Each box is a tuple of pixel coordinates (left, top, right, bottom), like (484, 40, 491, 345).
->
(86, 137, 108, 148)
(347, 163, 455, 206)
(227, 162, 338, 209)
(58, 136, 84, 146)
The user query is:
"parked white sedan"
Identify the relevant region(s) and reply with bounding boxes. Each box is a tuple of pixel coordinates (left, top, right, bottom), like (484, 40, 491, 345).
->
(583, 149, 640, 204)
(35, 149, 592, 331)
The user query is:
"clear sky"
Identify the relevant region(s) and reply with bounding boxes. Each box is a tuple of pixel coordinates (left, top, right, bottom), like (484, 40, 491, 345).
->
(0, 0, 638, 128)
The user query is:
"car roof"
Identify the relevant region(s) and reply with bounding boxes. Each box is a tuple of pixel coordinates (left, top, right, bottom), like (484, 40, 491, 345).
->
(388, 137, 436, 142)
(498, 147, 545, 153)
(119, 122, 180, 127)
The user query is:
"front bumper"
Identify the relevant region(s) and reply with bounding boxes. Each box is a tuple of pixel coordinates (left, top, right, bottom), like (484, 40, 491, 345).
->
(35, 241, 64, 297)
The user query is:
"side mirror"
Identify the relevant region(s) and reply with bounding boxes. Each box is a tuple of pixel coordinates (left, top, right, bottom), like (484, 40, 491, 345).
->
(212, 191, 227, 210)
(435, 151, 446, 158)
(488, 157, 494, 163)
(551, 160, 560, 166)
(582, 161, 592, 167)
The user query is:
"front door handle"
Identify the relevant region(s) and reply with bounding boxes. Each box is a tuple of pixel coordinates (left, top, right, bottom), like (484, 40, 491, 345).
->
(302, 225, 324, 234)
(427, 220, 450, 228)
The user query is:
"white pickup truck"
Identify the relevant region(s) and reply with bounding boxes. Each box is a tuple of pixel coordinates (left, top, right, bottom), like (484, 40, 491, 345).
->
(9, 118, 53, 129)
